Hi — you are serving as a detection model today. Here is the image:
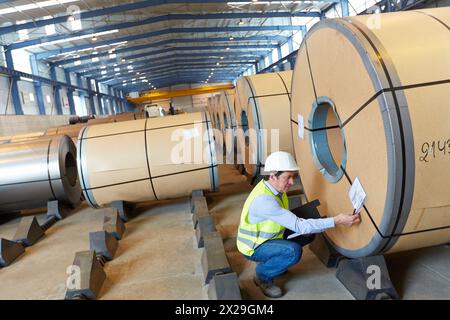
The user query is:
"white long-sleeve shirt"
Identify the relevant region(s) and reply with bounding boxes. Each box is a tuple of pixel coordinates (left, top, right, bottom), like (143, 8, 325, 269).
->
(248, 180, 335, 235)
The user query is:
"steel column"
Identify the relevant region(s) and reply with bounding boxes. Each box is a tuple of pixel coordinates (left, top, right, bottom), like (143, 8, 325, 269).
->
(64, 70, 76, 115)
(49, 65, 63, 115)
(4, 48, 23, 115)
(29, 55, 46, 115)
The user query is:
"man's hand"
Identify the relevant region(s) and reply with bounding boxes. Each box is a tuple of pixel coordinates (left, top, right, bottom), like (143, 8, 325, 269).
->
(334, 213, 361, 227)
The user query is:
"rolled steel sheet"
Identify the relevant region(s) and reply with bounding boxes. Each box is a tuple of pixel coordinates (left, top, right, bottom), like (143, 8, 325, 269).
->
(235, 71, 294, 180)
(290, 8, 450, 258)
(219, 90, 236, 134)
(0, 131, 45, 145)
(46, 123, 86, 144)
(218, 90, 236, 152)
(77, 112, 219, 208)
(0, 135, 82, 213)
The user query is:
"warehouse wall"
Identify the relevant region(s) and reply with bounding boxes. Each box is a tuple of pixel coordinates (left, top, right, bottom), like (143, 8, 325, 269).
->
(17, 80, 40, 115)
(0, 74, 14, 115)
(42, 84, 56, 115)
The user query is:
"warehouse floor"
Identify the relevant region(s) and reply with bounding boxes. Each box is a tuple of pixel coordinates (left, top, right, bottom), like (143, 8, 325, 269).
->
(0, 164, 449, 300)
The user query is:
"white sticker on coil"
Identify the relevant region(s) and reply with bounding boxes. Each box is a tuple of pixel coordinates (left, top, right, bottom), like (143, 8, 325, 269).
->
(348, 177, 367, 214)
(183, 128, 200, 140)
(298, 113, 304, 139)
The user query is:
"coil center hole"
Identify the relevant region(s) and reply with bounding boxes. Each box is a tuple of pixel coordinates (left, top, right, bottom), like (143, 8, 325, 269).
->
(64, 152, 78, 187)
(309, 97, 346, 183)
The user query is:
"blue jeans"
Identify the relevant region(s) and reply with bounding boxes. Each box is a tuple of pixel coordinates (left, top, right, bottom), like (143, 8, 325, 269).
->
(245, 234, 315, 282)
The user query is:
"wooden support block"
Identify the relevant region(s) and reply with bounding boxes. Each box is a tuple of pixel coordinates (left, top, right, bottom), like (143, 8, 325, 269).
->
(190, 189, 204, 213)
(192, 197, 209, 229)
(196, 215, 216, 248)
(201, 232, 231, 284)
(0, 238, 25, 267)
(103, 208, 126, 240)
(309, 233, 343, 268)
(47, 200, 72, 220)
(65, 250, 106, 300)
(336, 255, 399, 300)
(208, 272, 242, 300)
(89, 231, 118, 261)
(111, 200, 134, 222)
(12, 216, 44, 247)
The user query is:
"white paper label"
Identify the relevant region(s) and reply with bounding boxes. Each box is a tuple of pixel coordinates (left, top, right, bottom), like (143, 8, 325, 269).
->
(297, 113, 304, 139)
(348, 177, 367, 214)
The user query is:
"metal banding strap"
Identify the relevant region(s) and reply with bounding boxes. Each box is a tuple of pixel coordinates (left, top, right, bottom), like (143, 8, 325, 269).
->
(304, 38, 318, 104)
(46, 138, 57, 200)
(224, 92, 234, 129)
(79, 121, 209, 140)
(276, 72, 291, 102)
(144, 118, 158, 200)
(83, 165, 219, 191)
(0, 177, 62, 187)
(415, 10, 450, 31)
(204, 112, 217, 192)
(78, 126, 97, 208)
(291, 79, 450, 131)
(244, 76, 263, 174)
(341, 165, 450, 237)
(348, 19, 408, 254)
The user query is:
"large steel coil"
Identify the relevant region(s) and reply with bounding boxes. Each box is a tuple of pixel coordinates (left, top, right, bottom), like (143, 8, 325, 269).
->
(77, 112, 219, 208)
(235, 71, 294, 180)
(290, 8, 450, 258)
(0, 135, 81, 213)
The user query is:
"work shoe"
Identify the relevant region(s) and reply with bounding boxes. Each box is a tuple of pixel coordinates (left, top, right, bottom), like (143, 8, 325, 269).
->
(253, 275, 283, 298)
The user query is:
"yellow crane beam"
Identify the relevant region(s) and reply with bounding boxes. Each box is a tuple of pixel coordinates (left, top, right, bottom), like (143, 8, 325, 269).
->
(127, 84, 235, 103)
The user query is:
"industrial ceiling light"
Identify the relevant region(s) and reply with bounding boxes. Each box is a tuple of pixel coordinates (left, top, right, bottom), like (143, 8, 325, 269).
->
(216, 62, 220, 66)
(121, 58, 126, 62)
(0, 0, 80, 16)
(92, 35, 98, 42)
(220, 56, 224, 59)
(238, 19, 244, 25)
(229, 37, 234, 40)
(226, 47, 230, 50)
(26, 29, 119, 49)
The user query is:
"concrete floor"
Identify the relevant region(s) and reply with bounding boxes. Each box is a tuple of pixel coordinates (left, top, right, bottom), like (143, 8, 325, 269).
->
(0, 164, 449, 299)
(0, 198, 207, 300)
(209, 165, 450, 300)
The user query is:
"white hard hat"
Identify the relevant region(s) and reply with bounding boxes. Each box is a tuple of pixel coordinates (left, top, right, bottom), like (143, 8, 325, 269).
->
(263, 151, 299, 173)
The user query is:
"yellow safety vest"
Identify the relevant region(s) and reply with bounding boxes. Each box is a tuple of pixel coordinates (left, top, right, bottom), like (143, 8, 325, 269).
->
(236, 180, 289, 256)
